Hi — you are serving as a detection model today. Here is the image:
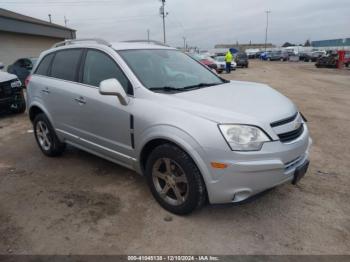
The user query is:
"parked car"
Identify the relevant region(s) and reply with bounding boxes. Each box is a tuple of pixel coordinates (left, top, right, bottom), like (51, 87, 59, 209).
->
(27, 39, 311, 215)
(187, 53, 218, 72)
(298, 52, 309, 62)
(0, 62, 26, 113)
(7, 57, 37, 87)
(315, 51, 338, 68)
(303, 51, 326, 62)
(234, 52, 249, 67)
(267, 51, 289, 61)
(213, 56, 237, 73)
(260, 51, 272, 60)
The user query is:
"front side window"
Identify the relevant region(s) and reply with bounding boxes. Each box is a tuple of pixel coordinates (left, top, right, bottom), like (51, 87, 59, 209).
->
(51, 49, 82, 82)
(35, 53, 54, 76)
(119, 49, 224, 92)
(82, 50, 131, 94)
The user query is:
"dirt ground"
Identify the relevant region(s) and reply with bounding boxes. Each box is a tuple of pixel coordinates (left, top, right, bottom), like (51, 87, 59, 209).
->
(0, 60, 349, 255)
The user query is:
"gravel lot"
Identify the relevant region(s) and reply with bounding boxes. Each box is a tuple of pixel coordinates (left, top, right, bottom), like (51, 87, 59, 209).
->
(0, 60, 349, 255)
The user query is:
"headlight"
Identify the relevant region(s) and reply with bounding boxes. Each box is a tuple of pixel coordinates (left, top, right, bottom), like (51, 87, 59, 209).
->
(11, 80, 22, 88)
(218, 124, 271, 151)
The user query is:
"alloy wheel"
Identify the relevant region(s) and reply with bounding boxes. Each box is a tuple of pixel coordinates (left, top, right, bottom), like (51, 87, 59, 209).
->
(36, 120, 51, 151)
(152, 158, 189, 206)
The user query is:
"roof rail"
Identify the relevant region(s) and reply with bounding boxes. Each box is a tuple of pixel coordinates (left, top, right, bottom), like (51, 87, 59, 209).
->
(123, 39, 170, 47)
(52, 38, 112, 48)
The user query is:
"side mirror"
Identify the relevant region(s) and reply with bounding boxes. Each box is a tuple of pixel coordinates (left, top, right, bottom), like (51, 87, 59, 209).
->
(0, 63, 4, 70)
(99, 78, 129, 106)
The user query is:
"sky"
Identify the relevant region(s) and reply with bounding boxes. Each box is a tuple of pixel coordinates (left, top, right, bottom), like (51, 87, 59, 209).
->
(1, 0, 350, 49)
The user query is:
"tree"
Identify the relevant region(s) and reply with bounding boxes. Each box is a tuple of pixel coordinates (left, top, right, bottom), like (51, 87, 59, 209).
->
(282, 42, 294, 47)
(304, 39, 311, 47)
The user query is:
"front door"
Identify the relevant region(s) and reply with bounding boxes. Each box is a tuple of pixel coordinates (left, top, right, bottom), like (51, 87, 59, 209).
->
(71, 49, 134, 165)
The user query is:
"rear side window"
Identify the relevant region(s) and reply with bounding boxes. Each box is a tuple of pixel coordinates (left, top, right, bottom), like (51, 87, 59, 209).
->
(35, 53, 54, 76)
(51, 49, 82, 82)
(82, 50, 132, 94)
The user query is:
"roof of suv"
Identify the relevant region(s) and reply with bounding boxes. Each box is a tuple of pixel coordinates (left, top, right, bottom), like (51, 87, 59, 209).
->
(111, 42, 174, 51)
(49, 41, 175, 52)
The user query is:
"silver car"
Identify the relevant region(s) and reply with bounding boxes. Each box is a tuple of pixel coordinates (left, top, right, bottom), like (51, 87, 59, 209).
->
(27, 39, 312, 214)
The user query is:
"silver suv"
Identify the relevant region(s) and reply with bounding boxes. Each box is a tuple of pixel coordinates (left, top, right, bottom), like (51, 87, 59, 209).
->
(27, 39, 312, 214)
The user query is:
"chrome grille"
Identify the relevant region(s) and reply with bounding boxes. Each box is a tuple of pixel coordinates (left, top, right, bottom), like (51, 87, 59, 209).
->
(278, 124, 304, 143)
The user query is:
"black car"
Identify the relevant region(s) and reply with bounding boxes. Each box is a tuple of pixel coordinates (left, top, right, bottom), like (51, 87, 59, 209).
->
(315, 51, 338, 68)
(235, 53, 249, 68)
(0, 64, 26, 114)
(301, 51, 326, 62)
(7, 58, 37, 87)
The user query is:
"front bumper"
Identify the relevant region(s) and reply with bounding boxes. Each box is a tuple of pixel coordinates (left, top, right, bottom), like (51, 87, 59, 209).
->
(0, 90, 25, 111)
(204, 125, 312, 204)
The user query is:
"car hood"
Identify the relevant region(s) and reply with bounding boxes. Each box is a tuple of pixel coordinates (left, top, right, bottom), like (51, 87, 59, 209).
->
(168, 81, 297, 125)
(0, 71, 17, 82)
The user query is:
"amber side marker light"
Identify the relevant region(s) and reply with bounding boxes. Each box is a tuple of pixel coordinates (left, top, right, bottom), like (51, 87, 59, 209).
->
(211, 162, 228, 169)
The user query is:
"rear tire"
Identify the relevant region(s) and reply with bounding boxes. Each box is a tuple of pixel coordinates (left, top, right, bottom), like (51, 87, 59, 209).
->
(145, 143, 206, 215)
(33, 113, 65, 157)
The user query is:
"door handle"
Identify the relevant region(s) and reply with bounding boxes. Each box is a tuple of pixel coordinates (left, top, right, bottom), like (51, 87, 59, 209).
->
(74, 96, 86, 105)
(41, 87, 50, 94)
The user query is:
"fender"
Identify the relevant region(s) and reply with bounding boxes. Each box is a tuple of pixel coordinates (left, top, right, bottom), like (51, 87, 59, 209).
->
(28, 102, 62, 138)
(136, 124, 212, 187)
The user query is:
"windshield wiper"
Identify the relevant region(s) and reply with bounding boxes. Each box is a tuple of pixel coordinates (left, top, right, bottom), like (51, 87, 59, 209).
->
(149, 86, 184, 92)
(182, 82, 222, 90)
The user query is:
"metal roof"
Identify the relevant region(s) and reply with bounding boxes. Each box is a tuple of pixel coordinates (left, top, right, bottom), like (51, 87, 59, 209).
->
(312, 38, 350, 48)
(0, 8, 76, 39)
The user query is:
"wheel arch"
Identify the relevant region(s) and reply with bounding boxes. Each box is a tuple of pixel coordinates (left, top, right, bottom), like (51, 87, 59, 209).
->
(29, 103, 53, 124)
(137, 125, 212, 188)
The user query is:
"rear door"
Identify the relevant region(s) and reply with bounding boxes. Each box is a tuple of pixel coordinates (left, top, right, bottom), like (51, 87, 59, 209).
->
(45, 48, 84, 143)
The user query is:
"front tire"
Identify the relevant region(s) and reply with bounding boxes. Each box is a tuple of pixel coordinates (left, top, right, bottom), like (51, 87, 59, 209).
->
(145, 144, 206, 215)
(33, 113, 65, 157)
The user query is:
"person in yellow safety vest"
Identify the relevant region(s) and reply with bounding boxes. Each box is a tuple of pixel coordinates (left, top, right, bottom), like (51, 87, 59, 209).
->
(225, 50, 233, 73)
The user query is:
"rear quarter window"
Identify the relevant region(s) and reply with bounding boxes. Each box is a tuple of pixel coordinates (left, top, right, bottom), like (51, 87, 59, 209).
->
(35, 53, 54, 76)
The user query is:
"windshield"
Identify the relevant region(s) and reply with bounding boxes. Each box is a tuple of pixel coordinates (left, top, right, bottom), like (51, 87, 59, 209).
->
(119, 49, 225, 91)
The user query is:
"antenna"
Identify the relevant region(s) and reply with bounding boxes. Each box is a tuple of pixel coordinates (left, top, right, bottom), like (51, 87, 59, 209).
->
(64, 16, 68, 27)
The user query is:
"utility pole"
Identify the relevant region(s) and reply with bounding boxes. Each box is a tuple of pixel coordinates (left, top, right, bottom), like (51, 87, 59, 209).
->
(64, 16, 68, 27)
(182, 37, 186, 51)
(159, 0, 168, 44)
(147, 29, 150, 43)
(48, 14, 52, 23)
(264, 10, 271, 51)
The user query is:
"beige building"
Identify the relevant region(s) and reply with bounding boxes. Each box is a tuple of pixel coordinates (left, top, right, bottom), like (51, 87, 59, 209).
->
(0, 8, 76, 68)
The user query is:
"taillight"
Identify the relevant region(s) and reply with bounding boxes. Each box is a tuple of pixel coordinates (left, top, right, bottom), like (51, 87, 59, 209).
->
(25, 75, 32, 87)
